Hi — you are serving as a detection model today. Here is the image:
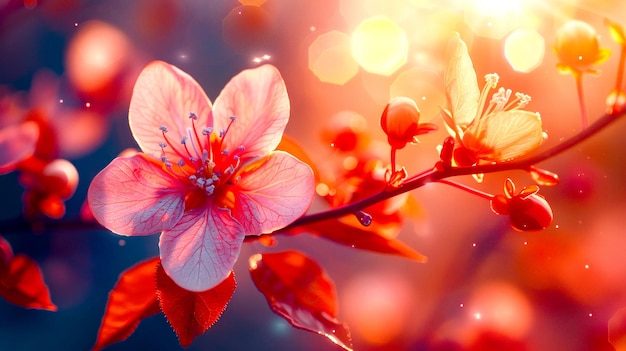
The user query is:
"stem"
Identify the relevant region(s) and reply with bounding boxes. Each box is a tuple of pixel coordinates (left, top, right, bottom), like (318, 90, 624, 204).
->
(616, 45, 625, 96)
(2, 110, 625, 236)
(436, 179, 494, 200)
(575, 72, 589, 129)
(390, 146, 397, 174)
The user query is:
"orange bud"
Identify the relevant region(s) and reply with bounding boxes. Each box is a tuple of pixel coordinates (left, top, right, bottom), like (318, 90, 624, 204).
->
(554, 20, 610, 74)
(380, 97, 437, 149)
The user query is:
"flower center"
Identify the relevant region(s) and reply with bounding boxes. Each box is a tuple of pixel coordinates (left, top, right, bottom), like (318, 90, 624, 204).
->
(158, 113, 245, 196)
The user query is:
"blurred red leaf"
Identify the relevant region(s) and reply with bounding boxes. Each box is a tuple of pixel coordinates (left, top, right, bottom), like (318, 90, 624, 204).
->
(0, 235, 13, 274)
(293, 218, 428, 262)
(249, 250, 353, 351)
(92, 257, 161, 351)
(155, 264, 236, 347)
(609, 307, 626, 350)
(0, 253, 56, 311)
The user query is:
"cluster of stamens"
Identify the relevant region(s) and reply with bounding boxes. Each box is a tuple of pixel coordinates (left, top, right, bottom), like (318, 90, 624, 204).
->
(466, 73, 533, 134)
(158, 113, 245, 196)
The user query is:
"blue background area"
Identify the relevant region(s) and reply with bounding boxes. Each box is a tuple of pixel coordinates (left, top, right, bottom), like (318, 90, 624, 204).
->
(0, 1, 339, 350)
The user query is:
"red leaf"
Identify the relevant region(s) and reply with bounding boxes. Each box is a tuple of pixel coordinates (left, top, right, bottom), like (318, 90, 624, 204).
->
(156, 264, 236, 347)
(249, 250, 353, 351)
(0, 254, 57, 311)
(294, 219, 428, 262)
(92, 257, 161, 351)
(609, 307, 626, 350)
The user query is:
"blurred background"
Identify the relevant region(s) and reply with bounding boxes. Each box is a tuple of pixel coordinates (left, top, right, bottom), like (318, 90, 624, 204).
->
(2, 0, 626, 350)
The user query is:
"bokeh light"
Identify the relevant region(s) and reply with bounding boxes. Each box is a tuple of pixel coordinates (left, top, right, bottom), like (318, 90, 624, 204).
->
(308, 30, 359, 85)
(65, 20, 131, 101)
(467, 281, 534, 339)
(351, 16, 409, 75)
(342, 271, 414, 345)
(504, 29, 545, 73)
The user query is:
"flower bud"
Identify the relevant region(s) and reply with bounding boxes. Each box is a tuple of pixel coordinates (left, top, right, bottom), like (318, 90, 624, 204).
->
(490, 178, 553, 232)
(527, 166, 560, 186)
(554, 20, 610, 74)
(380, 97, 437, 149)
(508, 193, 553, 232)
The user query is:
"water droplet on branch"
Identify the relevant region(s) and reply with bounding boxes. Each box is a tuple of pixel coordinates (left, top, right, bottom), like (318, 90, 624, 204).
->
(354, 210, 372, 227)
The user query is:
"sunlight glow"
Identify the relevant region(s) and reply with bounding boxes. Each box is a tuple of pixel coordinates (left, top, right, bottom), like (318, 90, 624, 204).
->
(351, 16, 408, 75)
(504, 29, 545, 72)
(309, 30, 359, 85)
(464, 0, 523, 39)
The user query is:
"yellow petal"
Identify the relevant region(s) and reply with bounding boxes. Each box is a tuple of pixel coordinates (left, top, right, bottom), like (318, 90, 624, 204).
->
(443, 33, 480, 127)
(606, 18, 626, 45)
(472, 110, 543, 162)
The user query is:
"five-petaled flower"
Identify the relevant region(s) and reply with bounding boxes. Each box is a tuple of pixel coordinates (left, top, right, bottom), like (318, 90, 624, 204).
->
(88, 61, 315, 291)
(441, 33, 544, 181)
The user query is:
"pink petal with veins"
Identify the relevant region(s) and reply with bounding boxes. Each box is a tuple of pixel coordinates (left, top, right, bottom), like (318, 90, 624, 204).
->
(88, 154, 187, 236)
(129, 61, 213, 160)
(231, 151, 314, 235)
(212, 64, 289, 158)
(159, 207, 245, 292)
(0, 121, 39, 175)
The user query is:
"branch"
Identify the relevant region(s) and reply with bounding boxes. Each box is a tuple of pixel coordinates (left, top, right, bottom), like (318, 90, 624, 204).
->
(283, 109, 625, 230)
(2, 110, 624, 236)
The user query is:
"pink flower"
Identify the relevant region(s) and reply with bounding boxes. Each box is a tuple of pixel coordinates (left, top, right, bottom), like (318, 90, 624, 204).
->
(88, 61, 315, 291)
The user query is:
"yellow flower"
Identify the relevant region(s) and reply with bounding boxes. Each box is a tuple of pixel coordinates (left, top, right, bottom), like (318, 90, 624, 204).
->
(554, 20, 610, 75)
(441, 33, 544, 181)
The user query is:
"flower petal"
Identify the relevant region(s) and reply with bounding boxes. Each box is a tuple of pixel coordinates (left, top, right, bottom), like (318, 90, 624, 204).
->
(159, 208, 245, 292)
(88, 154, 186, 236)
(470, 110, 543, 162)
(0, 121, 39, 175)
(129, 61, 213, 160)
(231, 151, 314, 235)
(444, 33, 479, 127)
(212, 64, 289, 158)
